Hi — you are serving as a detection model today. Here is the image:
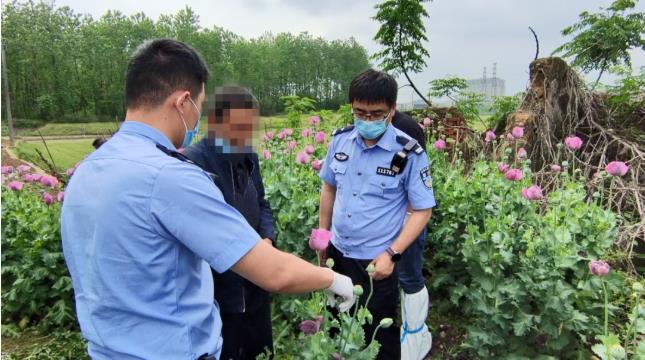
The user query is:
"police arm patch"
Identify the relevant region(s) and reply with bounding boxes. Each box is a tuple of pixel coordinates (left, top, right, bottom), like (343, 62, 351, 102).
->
(420, 166, 432, 189)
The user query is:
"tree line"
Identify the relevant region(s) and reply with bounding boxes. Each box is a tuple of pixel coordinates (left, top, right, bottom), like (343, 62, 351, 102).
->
(1, 2, 371, 124)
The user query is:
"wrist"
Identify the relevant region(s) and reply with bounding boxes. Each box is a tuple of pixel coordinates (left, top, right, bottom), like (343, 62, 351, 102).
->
(385, 247, 401, 262)
(324, 268, 336, 289)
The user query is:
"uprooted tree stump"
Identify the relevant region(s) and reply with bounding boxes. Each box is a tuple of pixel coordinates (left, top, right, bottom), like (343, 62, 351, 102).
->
(408, 106, 479, 166)
(506, 57, 645, 272)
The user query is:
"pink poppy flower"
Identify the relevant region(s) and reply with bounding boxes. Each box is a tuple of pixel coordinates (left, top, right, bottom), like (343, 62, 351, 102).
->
(605, 161, 629, 177)
(517, 147, 527, 159)
(550, 164, 562, 172)
(299, 316, 324, 335)
(309, 228, 331, 251)
(295, 151, 311, 164)
(588, 260, 610, 277)
(309, 116, 321, 126)
(304, 144, 315, 155)
(301, 128, 313, 138)
(1, 166, 14, 174)
(262, 150, 271, 160)
(22, 174, 35, 183)
(314, 131, 326, 144)
(521, 185, 543, 200)
(504, 168, 523, 181)
(42, 193, 55, 205)
(497, 163, 510, 173)
(564, 136, 583, 151)
(434, 139, 446, 151)
(7, 181, 23, 191)
(485, 131, 496, 143)
(39, 175, 59, 188)
(311, 159, 323, 172)
(57, 191, 65, 202)
(511, 126, 524, 139)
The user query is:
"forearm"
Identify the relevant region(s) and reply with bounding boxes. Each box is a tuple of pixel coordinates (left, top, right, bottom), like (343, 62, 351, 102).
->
(390, 209, 432, 253)
(232, 240, 333, 293)
(319, 183, 336, 230)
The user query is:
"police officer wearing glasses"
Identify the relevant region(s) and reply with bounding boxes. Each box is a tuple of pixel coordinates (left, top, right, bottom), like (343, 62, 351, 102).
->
(319, 69, 436, 360)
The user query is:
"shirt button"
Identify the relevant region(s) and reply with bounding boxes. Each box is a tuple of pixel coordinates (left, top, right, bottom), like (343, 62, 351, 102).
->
(358, 172, 362, 176)
(347, 214, 352, 218)
(344, 236, 349, 239)
(353, 192, 357, 196)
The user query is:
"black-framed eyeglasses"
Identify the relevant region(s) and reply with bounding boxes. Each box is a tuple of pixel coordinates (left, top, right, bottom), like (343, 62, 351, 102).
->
(351, 108, 391, 120)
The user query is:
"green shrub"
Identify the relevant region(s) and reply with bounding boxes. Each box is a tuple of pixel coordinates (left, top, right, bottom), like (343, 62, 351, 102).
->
(1, 187, 75, 331)
(426, 148, 628, 358)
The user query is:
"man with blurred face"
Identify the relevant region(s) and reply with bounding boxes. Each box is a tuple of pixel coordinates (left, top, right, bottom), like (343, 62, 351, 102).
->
(185, 87, 275, 360)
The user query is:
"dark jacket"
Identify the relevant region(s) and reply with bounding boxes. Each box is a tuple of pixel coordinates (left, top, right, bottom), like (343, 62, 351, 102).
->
(184, 139, 277, 313)
(392, 111, 426, 151)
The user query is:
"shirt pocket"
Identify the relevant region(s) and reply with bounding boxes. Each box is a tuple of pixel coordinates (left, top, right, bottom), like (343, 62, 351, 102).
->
(367, 175, 402, 198)
(330, 161, 347, 187)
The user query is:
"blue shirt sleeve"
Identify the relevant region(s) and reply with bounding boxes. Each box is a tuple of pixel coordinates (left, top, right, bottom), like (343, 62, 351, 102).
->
(405, 152, 437, 210)
(150, 162, 260, 273)
(320, 138, 338, 186)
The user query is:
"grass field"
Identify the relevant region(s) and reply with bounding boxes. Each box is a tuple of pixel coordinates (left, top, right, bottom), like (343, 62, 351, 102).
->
(7, 114, 312, 172)
(1, 115, 297, 138)
(14, 139, 95, 172)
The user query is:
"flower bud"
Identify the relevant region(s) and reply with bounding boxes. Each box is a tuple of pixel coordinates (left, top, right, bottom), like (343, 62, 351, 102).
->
(353, 285, 364, 296)
(366, 264, 375, 274)
(379, 318, 394, 328)
(325, 258, 335, 269)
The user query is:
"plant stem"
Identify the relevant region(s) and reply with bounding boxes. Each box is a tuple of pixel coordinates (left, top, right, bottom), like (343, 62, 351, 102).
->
(625, 293, 641, 352)
(367, 324, 384, 348)
(601, 280, 608, 336)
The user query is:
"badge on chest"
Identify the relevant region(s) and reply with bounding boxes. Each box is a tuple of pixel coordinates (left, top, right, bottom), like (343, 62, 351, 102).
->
(376, 167, 396, 177)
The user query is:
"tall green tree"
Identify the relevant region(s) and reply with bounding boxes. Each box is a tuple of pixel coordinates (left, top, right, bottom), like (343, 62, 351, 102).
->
(372, 0, 432, 106)
(1, 2, 371, 121)
(554, 0, 645, 88)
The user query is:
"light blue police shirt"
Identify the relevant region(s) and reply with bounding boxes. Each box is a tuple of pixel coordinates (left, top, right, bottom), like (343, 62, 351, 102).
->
(320, 125, 436, 260)
(60, 121, 260, 359)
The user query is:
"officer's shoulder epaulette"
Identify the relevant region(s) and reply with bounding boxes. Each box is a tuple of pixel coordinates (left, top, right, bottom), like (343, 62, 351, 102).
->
(155, 143, 219, 182)
(331, 125, 355, 136)
(395, 135, 425, 154)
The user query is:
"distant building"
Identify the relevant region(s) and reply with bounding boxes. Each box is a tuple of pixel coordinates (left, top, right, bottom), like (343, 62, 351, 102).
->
(466, 63, 506, 105)
(397, 99, 429, 111)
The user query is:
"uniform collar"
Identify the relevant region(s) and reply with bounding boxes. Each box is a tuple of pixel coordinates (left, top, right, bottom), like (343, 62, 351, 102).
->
(349, 124, 396, 151)
(119, 121, 176, 150)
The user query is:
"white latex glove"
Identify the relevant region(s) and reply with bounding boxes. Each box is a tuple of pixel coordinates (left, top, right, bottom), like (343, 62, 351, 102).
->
(324, 269, 356, 312)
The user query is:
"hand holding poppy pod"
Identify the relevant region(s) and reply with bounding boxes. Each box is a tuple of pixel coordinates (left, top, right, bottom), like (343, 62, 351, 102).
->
(309, 228, 356, 312)
(369, 251, 395, 281)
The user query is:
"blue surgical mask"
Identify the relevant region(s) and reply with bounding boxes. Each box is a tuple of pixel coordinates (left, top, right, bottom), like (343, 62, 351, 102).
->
(179, 98, 201, 148)
(354, 115, 389, 140)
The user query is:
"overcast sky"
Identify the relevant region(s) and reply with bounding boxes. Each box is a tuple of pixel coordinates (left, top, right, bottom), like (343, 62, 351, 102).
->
(53, 0, 645, 104)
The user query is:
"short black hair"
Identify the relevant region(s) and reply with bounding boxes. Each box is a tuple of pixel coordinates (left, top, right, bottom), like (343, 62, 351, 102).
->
(348, 69, 398, 107)
(92, 137, 106, 149)
(125, 39, 210, 109)
(212, 86, 259, 123)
